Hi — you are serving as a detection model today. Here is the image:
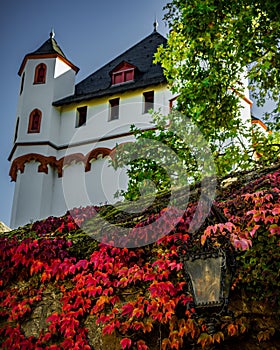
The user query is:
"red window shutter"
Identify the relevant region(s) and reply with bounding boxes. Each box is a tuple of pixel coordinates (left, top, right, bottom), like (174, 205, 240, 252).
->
(28, 109, 42, 133)
(32, 114, 40, 130)
(34, 63, 46, 84)
(125, 70, 134, 81)
(111, 62, 135, 85)
(113, 72, 124, 85)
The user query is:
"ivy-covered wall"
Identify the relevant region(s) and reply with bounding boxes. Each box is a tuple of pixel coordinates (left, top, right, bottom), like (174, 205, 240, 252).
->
(0, 165, 280, 349)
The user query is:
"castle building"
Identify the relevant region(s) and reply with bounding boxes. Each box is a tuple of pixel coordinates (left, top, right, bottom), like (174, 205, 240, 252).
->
(8, 26, 252, 228)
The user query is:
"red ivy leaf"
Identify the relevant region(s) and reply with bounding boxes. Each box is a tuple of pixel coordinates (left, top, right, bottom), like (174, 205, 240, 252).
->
(121, 302, 134, 317)
(137, 339, 148, 350)
(120, 337, 132, 349)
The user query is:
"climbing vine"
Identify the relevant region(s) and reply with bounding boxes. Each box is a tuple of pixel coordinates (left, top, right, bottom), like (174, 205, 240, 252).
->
(0, 168, 279, 349)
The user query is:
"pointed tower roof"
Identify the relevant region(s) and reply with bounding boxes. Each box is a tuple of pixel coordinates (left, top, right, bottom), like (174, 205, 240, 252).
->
(30, 30, 67, 58)
(18, 31, 79, 76)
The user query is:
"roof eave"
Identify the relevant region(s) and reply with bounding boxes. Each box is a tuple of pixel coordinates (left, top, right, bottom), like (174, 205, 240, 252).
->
(53, 79, 167, 107)
(18, 53, 79, 76)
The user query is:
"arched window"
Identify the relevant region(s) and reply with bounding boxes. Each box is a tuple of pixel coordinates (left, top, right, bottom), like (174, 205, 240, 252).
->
(34, 63, 47, 84)
(28, 109, 42, 133)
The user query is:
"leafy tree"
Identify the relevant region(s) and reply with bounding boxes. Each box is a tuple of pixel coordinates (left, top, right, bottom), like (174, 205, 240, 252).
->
(113, 0, 280, 200)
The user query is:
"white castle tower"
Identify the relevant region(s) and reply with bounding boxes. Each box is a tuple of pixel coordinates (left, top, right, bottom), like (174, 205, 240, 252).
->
(9, 31, 79, 227)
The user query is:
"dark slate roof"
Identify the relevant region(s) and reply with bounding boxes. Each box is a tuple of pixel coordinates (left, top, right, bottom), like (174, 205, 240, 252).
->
(18, 32, 79, 75)
(53, 30, 167, 106)
(30, 36, 67, 58)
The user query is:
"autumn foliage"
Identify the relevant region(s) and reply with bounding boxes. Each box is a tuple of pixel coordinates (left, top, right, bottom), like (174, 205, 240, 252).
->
(0, 167, 280, 349)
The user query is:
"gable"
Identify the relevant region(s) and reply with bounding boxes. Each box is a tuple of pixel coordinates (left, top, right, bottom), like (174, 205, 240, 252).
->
(111, 61, 137, 74)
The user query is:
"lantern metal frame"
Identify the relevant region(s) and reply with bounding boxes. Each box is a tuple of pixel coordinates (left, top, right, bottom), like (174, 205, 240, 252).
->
(178, 199, 236, 334)
(182, 248, 228, 310)
(180, 246, 235, 334)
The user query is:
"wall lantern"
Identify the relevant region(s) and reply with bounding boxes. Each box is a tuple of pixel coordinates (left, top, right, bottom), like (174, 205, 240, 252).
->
(179, 199, 235, 334)
(181, 248, 234, 333)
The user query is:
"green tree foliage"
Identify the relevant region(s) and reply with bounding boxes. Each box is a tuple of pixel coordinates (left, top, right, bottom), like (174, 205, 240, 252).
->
(157, 0, 280, 130)
(113, 0, 280, 200)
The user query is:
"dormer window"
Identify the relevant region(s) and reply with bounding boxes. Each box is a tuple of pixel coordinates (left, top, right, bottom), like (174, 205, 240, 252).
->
(111, 61, 136, 86)
(34, 63, 47, 84)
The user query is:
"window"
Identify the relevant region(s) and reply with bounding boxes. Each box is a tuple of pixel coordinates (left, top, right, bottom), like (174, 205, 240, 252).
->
(143, 91, 154, 113)
(34, 63, 47, 84)
(109, 98, 119, 120)
(76, 106, 87, 127)
(20, 73, 25, 95)
(112, 69, 134, 85)
(111, 61, 136, 85)
(28, 109, 42, 133)
(14, 117, 20, 143)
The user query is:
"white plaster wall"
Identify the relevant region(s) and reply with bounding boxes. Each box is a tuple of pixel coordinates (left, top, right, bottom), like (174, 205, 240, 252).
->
(53, 58, 76, 101)
(10, 79, 174, 227)
(10, 170, 22, 228)
(60, 157, 128, 214)
(39, 165, 55, 219)
(85, 157, 128, 205)
(10, 155, 129, 227)
(15, 57, 75, 147)
(10, 162, 53, 228)
(60, 162, 90, 210)
(11, 145, 58, 162)
(58, 85, 173, 146)
(240, 98, 252, 126)
(16, 58, 56, 143)
(22, 155, 129, 224)
(54, 58, 72, 79)
(51, 177, 68, 218)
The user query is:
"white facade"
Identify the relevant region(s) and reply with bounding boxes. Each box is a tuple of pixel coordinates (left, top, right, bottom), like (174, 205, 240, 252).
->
(9, 32, 253, 228)
(9, 31, 177, 228)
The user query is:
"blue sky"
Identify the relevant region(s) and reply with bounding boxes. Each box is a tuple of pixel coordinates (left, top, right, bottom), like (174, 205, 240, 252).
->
(0, 0, 169, 226)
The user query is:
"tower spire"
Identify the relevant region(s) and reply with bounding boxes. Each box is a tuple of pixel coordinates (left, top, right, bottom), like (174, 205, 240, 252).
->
(50, 28, 55, 39)
(153, 16, 158, 32)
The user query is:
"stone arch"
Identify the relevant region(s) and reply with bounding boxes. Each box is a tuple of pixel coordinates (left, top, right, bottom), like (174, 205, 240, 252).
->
(9, 153, 56, 181)
(85, 148, 112, 172)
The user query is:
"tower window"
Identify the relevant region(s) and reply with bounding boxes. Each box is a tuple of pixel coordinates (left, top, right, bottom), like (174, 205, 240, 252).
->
(34, 63, 47, 84)
(76, 106, 87, 127)
(143, 91, 154, 113)
(20, 73, 25, 95)
(28, 109, 42, 133)
(109, 98, 119, 120)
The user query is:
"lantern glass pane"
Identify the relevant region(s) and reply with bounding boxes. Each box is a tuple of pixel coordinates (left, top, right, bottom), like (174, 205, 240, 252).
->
(186, 256, 222, 305)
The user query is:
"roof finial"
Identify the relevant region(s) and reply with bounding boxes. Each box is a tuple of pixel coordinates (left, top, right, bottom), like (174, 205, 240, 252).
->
(50, 28, 55, 39)
(153, 16, 158, 32)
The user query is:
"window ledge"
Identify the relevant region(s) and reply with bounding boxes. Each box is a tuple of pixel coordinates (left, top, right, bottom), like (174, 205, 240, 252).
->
(111, 80, 135, 88)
